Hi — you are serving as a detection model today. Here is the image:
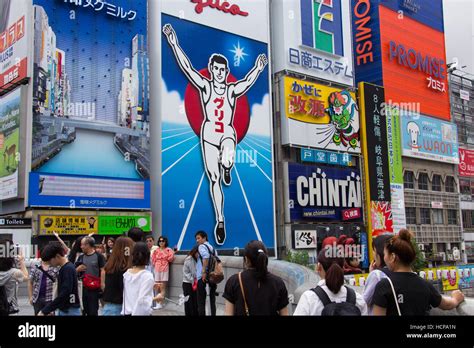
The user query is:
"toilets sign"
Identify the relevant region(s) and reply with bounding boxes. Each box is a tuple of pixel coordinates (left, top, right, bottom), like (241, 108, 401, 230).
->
(401, 113, 459, 164)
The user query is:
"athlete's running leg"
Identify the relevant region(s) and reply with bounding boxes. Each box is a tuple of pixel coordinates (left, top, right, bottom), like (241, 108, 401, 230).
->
(220, 138, 236, 186)
(202, 141, 226, 245)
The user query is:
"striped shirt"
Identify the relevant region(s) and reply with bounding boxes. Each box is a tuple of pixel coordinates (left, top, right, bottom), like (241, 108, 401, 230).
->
(29, 264, 59, 303)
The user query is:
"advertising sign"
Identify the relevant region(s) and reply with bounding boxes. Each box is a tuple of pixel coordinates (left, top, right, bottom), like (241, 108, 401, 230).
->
(29, 172, 150, 209)
(39, 215, 98, 235)
(0, 0, 30, 92)
(351, 0, 450, 120)
(386, 106, 406, 233)
(288, 163, 362, 222)
(460, 90, 470, 101)
(301, 148, 353, 166)
(271, 0, 354, 86)
(0, 88, 20, 200)
(359, 83, 393, 260)
(293, 230, 317, 249)
(98, 215, 151, 235)
(281, 76, 360, 153)
(30, 0, 150, 209)
(459, 148, 474, 177)
(401, 113, 459, 164)
(457, 265, 474, 290)
(160, 0, 274, 250)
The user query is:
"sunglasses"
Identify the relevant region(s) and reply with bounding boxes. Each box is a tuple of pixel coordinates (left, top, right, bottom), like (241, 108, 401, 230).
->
(159, 240, 165, 243)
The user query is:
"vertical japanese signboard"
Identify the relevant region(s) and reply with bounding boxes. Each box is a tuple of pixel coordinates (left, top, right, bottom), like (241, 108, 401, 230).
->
(386, 106, 406, 233)
(359, 83, 393, 260)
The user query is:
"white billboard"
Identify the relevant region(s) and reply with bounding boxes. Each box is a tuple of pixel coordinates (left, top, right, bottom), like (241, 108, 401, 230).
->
(271, 0, 354, 86)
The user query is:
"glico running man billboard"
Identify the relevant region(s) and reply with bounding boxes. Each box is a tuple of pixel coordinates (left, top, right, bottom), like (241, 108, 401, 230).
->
(29, 0, 150, 209)
(160, 0, 275, 251)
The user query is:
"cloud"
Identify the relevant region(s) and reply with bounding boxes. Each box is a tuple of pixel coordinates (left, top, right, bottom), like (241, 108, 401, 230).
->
(161, 79, 189, 125)
(247, 93, 271, 137)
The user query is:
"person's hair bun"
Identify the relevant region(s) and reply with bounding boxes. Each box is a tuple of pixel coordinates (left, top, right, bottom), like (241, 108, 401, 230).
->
(398, 229, 412, 242)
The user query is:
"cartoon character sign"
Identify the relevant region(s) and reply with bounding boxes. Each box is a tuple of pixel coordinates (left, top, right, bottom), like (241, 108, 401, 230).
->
(326, 91, 359, 149)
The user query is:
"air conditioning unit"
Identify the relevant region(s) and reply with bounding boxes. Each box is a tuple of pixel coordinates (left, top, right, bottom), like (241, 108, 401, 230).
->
(440, 252, 446, 261)
(418, 244, 425, 251)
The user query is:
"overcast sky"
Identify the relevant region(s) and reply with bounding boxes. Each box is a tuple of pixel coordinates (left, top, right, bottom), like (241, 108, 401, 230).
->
(444, 0, 474, 76)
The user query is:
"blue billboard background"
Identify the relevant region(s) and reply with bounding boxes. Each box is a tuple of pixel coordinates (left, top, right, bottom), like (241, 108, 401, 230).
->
(30, 0, 149, 209)
(161, 14, 274, 251)
(29, 173, 150, 209)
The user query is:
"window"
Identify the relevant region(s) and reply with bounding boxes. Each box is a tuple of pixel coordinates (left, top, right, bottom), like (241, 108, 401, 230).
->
(432, 209, 443, 225)
(418, 173, 429, 190)
(447, 210, 458, 225)
(404, 171, 414, 189)
(432, 175, 442, 191)
(405, 207, 416, 224)
(420, 208, 431, 224)
(446, 176, 456, 193)
(462, 210, 473, 229)
(460, 179, 471, 195)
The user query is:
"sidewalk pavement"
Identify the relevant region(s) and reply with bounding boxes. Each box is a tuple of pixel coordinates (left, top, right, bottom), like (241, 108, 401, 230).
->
(16, 293, 225, 316)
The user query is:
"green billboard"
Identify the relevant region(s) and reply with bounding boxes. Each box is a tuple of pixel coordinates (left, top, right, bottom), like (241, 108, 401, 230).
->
(98, 215, 151, 235)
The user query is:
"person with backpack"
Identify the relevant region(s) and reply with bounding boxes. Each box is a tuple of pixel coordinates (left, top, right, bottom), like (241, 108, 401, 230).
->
(195, 230, 218, 316)
(223, 240, 289, 316)
(75, 236, 106, 316)
(39, 242, 81, 316)
(28, 251, 59, 316)
(101, 236, 134, 316)
(0, 242, 29, 316)
(372, 229, 464, 316)
(150, 236, 174, 309)
(294, 247, 367, 316)
(363, 234, 393, 314)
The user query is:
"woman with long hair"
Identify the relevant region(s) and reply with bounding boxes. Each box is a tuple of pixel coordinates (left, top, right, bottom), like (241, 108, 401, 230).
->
(101, 237, 134, 316)
(294, 247, 367, 315)
(363, 234, 393, 314)
(373, 229, 464, 315)
(223, 240, 289, 316)
(122, 242, 163, 316)
(182, 246, 199, 316)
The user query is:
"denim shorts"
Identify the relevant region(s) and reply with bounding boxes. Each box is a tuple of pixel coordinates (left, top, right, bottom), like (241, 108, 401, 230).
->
(102, 303, 123, 316)
(57, 307, 81, 316)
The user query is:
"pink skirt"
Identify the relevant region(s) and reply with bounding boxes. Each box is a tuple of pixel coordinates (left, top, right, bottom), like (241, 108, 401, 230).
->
(154, 271, 169, 282)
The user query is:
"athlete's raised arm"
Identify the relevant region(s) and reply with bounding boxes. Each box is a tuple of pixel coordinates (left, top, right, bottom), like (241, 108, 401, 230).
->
(163, 24, 208, 90)
(231, 54, 268, 98)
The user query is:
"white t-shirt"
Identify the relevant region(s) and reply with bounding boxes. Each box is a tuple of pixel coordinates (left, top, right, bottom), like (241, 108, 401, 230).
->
(294, 279, 368, 316)
(122, 269, 154, 316)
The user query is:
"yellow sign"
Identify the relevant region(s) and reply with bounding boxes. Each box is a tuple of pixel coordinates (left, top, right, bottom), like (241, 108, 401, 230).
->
(354, 273, 368, 287)
(422, 267, 459, 291)
(283, 76, 356, 125)
(39, 215, 98, 235)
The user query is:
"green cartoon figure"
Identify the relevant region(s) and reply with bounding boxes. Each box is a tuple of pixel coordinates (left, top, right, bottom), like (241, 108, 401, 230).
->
(326, 91, 359, 149)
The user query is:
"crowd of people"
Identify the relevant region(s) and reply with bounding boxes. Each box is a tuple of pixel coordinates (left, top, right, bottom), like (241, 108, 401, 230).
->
(0, 228, 466, 316)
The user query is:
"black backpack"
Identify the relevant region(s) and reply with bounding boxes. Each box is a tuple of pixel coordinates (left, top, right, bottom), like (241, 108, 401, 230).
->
(0, 285, 9, 316)
(311, 285, 361, 316)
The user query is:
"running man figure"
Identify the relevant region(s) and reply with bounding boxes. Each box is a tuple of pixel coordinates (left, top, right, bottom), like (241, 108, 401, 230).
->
(163, 24, 268, 246)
